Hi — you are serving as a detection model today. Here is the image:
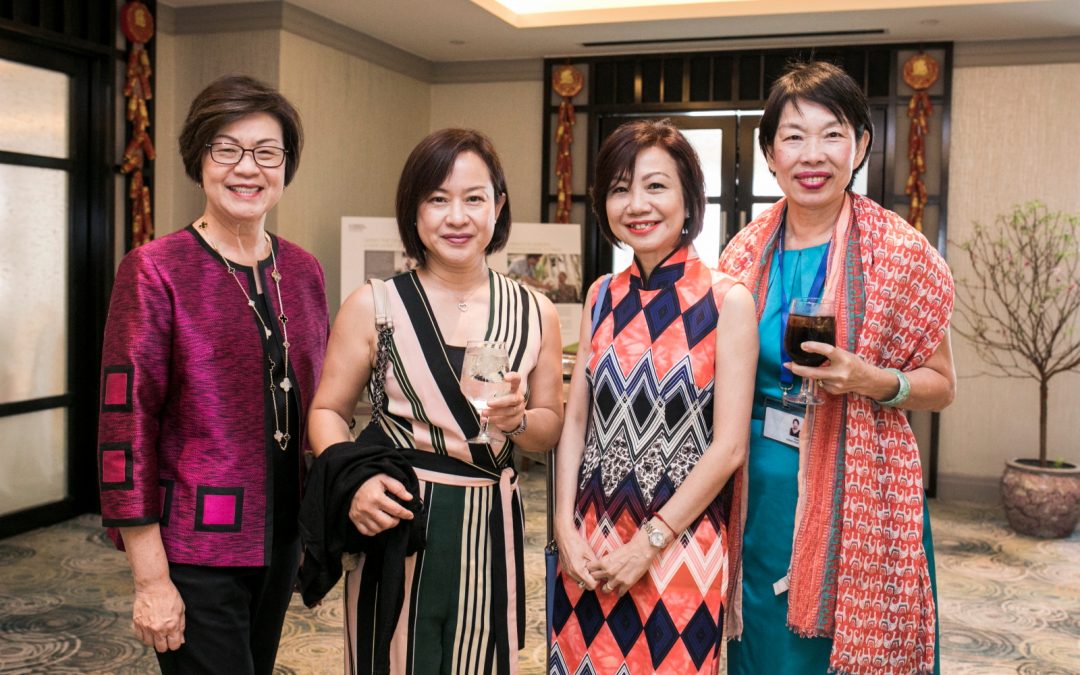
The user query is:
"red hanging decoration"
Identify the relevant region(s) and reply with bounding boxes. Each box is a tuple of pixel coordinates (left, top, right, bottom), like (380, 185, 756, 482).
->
(552, 64, 583, 224)
(902, 52, 939, 232)
(120, 1, 156, 248)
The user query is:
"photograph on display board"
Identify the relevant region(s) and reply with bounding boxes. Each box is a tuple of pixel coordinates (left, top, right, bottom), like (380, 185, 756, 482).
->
(506, 252, 582, 304)
(364, 250, 419, 281)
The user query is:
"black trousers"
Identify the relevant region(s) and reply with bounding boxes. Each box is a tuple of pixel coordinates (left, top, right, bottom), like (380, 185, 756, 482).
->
(156, 535, 300, 675)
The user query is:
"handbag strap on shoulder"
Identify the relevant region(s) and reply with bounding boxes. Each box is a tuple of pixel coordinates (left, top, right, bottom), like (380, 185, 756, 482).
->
(366, 278, 394, 424)
(369, 277, 393, 330)
(591, 273, 612, 333)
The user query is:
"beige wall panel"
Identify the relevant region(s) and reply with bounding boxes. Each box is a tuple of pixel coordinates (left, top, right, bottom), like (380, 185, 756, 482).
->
(153, 31, 179, 243)
(430, 81, 544, 223)
(277, 32, 430, 313)
(941, 62, 1080, 494)
(153, 30, 281, 238)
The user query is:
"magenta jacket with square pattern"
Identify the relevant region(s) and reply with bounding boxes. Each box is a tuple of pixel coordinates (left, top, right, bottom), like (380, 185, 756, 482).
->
(97, 226, 329, 567)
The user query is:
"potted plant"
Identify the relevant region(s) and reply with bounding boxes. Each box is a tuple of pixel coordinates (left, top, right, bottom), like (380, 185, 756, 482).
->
(953, 201, 1080, 538)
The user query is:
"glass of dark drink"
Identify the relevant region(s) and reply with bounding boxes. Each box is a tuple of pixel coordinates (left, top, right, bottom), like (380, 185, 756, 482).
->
(783, 298, 836, 406)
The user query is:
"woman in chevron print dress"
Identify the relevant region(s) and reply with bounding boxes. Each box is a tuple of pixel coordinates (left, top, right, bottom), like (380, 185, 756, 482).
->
(550, 120, 757, 674)
(308, 129, 564, 674)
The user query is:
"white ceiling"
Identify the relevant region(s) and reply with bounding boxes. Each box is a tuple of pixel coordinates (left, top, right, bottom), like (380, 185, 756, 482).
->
(163, 0, 1080, 62)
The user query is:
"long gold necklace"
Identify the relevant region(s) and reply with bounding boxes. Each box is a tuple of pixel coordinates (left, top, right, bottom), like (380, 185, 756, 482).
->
(199, 221, 293, 451)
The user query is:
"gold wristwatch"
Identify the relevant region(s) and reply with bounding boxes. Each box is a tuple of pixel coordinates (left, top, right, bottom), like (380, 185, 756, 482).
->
(642, 519, 668, 549)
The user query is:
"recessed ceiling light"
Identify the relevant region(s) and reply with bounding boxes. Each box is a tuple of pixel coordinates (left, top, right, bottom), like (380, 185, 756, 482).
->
(490, 0, 731, 11)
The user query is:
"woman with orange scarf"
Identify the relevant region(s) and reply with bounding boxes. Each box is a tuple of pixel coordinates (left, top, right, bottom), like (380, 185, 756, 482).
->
(719, 62, 955, 675)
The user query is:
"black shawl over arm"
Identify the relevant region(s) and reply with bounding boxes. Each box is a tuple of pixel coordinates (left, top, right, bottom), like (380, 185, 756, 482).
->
(298, 424, 426, 674)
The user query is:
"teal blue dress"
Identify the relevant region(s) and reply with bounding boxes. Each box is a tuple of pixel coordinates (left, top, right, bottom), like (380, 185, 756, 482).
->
(727, 243, 941, 674)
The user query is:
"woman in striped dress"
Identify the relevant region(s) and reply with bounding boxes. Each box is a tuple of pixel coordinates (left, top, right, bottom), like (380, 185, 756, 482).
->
(550, 120, 757, 674)
(308, 129, 564, 673)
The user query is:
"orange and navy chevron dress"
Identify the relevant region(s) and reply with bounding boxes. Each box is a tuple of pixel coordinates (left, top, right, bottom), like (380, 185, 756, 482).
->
(550, 246, 738, 674)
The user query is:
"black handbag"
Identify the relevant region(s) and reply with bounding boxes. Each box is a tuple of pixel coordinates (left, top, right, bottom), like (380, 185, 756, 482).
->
(545, 447, 558, 649)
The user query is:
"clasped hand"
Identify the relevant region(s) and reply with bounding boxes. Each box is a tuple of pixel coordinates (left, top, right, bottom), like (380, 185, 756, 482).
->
(555, 521, 599, 591)
(556, 523, 656, 597)
(587, 531, 657, 597)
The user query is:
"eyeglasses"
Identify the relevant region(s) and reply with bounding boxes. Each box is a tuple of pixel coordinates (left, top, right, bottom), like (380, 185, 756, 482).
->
(205, 142, 287, 168)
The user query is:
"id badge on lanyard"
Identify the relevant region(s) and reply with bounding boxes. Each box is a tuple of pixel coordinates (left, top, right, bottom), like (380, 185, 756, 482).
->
(762, 395, 804, 448)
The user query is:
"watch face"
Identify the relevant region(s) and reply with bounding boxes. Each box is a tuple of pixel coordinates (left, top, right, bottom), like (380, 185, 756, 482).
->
(649, 530, 665, 548)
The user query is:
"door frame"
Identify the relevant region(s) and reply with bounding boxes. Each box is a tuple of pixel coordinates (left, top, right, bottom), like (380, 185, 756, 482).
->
(0, 36, 114, 538)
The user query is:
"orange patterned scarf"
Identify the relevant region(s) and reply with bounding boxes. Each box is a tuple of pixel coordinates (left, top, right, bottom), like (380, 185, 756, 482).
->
(719, 193, 953, 675)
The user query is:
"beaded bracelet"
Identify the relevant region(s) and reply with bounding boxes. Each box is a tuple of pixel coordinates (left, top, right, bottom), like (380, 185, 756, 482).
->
(877, 368, 911, 407)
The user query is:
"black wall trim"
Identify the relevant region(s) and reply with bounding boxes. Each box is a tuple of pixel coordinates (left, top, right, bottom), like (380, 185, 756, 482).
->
(0, 149, 73, 170)
(0, 395, 72, 418)
(583, 29, 887, 48)
(0, 499, 81, 539)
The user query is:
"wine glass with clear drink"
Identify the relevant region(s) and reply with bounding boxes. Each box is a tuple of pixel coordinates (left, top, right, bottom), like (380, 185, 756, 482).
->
(460, 340, 511, 443)
(783, 298, 836, 406)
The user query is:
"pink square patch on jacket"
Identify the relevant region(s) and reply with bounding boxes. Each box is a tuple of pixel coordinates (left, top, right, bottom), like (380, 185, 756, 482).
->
(202, 494, 237, 526)
(104, 371, 129, 405)
(195, 487, 244, 532)
(101, 449, 128, 484)
(101, 365, 134, 412)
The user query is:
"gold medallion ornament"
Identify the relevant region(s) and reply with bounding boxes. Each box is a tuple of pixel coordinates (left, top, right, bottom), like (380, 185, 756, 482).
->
(552, 64, 584, 98)
(902, 52, 940, 232)
(902, 52, 940, 91)
(552, 65, 583, 224)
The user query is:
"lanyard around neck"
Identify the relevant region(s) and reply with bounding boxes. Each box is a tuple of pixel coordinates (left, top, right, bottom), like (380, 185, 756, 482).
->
(777, 219, 831, 389)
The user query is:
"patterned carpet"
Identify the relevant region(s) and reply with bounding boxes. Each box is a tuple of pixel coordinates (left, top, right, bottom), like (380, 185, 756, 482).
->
(0, 464, 1076, 674)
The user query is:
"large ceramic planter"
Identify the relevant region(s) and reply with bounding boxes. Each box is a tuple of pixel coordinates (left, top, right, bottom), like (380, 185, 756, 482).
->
(1000, 459, 1080, 538)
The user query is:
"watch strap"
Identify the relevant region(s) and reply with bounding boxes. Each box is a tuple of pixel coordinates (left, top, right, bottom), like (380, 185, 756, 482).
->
(504, 411, 528, 437)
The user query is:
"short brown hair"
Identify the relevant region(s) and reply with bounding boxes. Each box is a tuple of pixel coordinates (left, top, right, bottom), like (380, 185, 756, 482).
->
(591, 119, 705, 247)
(395, 128, 511, 266)
(178, 75, 304, 186)
(759, 61, 873, 189)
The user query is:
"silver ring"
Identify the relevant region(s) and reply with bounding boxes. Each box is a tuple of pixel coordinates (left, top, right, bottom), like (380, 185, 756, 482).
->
(576, 580, 585, 589)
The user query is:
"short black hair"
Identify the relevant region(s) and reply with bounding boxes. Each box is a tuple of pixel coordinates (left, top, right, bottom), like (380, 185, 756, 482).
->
(178, 75, 304, 186)
(591, 119, 706, 247)
(395, 128, 511, 266)
(758, 61, 873, 189)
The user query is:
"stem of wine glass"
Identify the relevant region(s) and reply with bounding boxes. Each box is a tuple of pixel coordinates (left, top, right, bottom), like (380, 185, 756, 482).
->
(478, 416, 490, 440)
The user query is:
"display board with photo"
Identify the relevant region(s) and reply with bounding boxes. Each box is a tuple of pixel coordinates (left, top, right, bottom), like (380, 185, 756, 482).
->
(342, 218, 584, 347)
